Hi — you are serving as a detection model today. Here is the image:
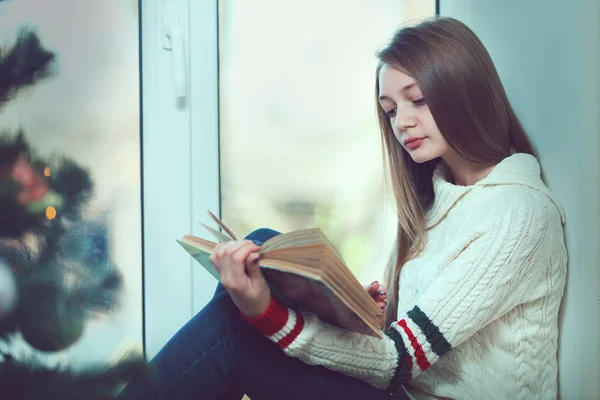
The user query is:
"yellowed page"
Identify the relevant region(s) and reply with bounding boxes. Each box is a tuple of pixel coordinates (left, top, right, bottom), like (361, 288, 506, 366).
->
(261, 228, 325, 252)
(207, 210, 238, 240)
(200, 223, 234, 243)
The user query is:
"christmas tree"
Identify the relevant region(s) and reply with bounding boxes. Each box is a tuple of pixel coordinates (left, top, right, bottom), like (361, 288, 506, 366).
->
(0, 27, 148, 400)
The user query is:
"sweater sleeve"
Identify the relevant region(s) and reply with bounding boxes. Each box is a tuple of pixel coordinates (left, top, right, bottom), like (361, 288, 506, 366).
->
(242, 202, 562, 392)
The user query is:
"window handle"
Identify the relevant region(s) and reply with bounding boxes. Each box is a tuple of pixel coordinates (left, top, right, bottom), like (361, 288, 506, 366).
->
(162, 9, 186, 101)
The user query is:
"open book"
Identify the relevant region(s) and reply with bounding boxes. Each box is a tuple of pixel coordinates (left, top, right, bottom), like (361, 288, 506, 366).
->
(177, 211, 384, 338)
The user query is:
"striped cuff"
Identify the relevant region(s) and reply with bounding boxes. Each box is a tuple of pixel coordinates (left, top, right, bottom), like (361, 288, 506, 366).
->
(385, 305, 452, 387)
(390, 306, 452, 378)
(241, 297, 305, 349)
(384, 328, 412, 391)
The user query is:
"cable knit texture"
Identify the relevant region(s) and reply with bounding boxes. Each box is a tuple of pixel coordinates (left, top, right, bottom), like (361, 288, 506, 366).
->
(243, 153, 567, 399)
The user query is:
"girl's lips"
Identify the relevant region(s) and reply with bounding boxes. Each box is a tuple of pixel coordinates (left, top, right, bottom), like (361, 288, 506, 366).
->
(404, 137, 425, 149)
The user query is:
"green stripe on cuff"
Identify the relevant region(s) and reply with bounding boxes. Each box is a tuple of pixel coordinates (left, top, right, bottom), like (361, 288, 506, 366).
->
(407, 306, 451, 358)
(384, 327, 412, 391)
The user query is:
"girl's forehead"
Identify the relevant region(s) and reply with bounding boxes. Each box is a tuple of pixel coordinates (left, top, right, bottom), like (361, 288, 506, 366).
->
(379, 64, 416, 86)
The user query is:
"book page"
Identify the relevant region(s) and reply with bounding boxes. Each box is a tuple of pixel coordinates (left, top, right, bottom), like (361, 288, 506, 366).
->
(310, 228, 344, 260)
(262, 228, 324, 251)
(177, 239, 220, 280)
(200, 222, 234, 243)
(207, 210, 238, 240)
(179, 235, 218, 253)
(263, 245, 354, 288)
(262, 228, 345, 261)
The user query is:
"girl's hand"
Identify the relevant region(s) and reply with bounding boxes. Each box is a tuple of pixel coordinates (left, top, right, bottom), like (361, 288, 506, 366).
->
(210, 240, 271, 318)
(365, 281, 388, 310)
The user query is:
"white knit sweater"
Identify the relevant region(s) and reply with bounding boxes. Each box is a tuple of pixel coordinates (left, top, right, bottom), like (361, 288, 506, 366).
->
(244, 153, 567, 400)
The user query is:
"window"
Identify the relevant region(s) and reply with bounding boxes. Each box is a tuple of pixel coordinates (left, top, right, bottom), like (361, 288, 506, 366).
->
(218, 0, 436, 283)
(0, 0, 142, 366)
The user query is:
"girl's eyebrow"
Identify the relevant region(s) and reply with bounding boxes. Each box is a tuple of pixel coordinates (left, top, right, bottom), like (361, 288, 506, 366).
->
(401, 82, 416, 92)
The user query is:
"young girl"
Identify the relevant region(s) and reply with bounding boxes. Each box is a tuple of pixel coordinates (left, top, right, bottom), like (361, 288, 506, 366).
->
(119, 17, 567, 400)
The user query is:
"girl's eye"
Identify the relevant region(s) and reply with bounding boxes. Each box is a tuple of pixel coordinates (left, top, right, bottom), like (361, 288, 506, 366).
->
(386, 108, 397, 118)
(412, 98, 426, 106)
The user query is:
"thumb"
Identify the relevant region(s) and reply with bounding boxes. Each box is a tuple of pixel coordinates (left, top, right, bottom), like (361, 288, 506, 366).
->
(246, 252, 262, 279)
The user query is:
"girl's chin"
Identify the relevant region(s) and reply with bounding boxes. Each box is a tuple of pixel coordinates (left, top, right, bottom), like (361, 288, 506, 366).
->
(409, 151, 437, 164)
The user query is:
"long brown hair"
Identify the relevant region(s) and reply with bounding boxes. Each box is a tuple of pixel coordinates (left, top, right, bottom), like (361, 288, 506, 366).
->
(377, 17, 536, 327)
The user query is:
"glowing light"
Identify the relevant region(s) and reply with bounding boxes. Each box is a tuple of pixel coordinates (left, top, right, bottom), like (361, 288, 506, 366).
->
(45, 206, 57, 220)
(43, 167, 51, 177)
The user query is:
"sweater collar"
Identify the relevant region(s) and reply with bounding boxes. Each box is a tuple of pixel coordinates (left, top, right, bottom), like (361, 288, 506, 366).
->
(426, 153, 566, 229)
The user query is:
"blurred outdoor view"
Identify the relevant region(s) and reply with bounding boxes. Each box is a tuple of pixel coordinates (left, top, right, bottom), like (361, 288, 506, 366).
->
(219, 0, 436, 284)
(0, 0, 142, 368)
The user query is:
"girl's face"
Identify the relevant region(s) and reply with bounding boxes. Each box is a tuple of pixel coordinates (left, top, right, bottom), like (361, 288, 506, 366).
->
(378, 63, 451, 164)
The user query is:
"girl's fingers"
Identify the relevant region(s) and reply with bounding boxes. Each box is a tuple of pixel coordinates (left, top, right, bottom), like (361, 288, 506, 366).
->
(245, 252, 263, 279)
(214, 241, 262, 290)
(367, 282, 387, 299)
(248, 252, 260, 264)
(211, 241, 260, 275)
(366, 281, 380, 297)
(230, 241, 261, 265)
(375, 284, 387, 300)
(365, 281, 388, 309)
(229, 242, 261, 281)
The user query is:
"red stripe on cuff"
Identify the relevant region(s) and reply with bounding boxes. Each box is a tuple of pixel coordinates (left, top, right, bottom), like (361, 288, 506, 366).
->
(277, 310, 305, 349)
(398, 319, 431, 371)
(241, 297, 289, 337)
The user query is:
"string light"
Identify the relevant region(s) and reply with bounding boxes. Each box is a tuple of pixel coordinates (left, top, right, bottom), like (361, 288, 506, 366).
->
(45, 206, 56, 220)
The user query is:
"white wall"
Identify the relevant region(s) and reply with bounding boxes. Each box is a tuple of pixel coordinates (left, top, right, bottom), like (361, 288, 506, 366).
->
(439, 1, 598, 399)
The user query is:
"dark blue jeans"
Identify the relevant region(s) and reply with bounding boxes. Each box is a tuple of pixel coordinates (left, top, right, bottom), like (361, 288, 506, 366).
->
(119, 228, 406, 400)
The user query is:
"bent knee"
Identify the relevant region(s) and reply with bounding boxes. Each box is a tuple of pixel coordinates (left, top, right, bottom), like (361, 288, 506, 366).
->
(244, 228, 281, 244)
